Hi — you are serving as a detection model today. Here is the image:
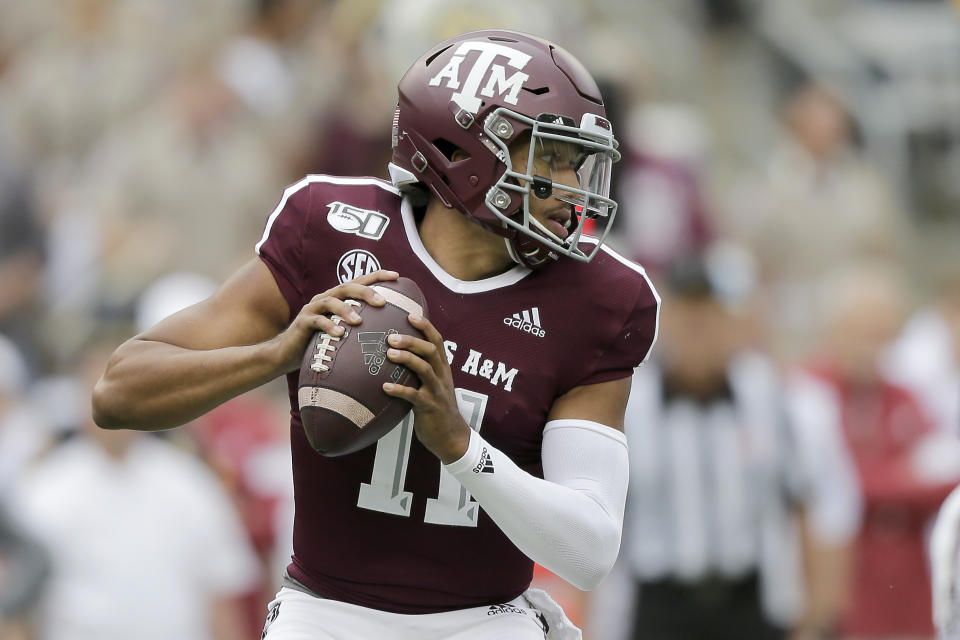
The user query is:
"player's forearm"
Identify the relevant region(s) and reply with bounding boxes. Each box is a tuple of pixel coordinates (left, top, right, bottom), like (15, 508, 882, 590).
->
(453, 450, 621, 590)
(445, 421, 628, 591)
(795, 513, 850, 640)
(92, 337, 286, 430)
(209, 596, 249, 640)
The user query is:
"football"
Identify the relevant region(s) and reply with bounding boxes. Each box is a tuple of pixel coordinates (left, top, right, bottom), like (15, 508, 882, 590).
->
(298, 277, 428, 456)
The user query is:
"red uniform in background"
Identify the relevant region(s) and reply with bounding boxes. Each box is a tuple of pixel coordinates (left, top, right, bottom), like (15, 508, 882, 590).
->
(811, 366, 958, 637)
(193, 395, 290, 637)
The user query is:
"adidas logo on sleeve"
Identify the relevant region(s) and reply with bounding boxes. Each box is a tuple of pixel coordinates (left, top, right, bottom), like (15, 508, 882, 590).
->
(472, 447, 495, 474)
(503, 307, 546, 338)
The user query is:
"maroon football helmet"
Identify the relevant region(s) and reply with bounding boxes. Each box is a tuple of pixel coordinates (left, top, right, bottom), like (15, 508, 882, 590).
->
(389, 30, 620, 269)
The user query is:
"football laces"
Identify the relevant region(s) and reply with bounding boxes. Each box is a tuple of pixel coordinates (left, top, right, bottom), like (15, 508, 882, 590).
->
(311, 300, 361, 373)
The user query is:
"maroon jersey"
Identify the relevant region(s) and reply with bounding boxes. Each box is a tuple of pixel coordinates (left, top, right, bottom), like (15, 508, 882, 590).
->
(256, 175, 659, 614)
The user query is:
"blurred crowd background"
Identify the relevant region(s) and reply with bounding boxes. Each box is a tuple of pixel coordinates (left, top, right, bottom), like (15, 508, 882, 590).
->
(1, 0, 959, 639)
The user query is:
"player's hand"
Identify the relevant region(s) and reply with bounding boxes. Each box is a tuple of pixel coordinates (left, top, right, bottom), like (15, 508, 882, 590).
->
(382, 314, 471, 464)
(268, 270, 399, 374)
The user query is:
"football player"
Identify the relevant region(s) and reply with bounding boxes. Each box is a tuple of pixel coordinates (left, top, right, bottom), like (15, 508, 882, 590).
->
(93, 30, 659, 639)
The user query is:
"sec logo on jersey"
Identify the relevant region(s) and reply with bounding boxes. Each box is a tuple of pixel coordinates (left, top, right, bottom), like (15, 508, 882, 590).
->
(337, 249, 381, 284)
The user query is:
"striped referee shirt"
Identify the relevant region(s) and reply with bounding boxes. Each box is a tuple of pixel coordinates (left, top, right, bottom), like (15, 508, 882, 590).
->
(622, 351, 861, 622)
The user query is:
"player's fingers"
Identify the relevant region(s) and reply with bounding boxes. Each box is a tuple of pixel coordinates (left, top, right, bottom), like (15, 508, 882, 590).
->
(329, 282, 388, 308)
(407, 314, 444, 351)
(348, 269, 399, 287)
(406, 315, 455, 385)
(386, 348, 436, 384)
(382, 381, 419, 403)
(386, 334, 445, 370)
(302, 297, 363, 325)
(295, 312, 346, 337)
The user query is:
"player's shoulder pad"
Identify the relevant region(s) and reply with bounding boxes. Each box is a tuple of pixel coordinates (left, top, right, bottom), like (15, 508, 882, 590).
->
(295, 174, 401, 201)
(580, 235, 656, 284)
(577, 236, 660, 307)
(256, 175, 402, 254)
(575, 237, 662, 365)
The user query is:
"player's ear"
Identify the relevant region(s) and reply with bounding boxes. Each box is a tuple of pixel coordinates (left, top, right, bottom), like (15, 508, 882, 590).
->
(451, 149, 469, 162)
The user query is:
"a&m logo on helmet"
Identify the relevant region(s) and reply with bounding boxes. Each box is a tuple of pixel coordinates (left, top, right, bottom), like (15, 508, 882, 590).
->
(428, 41, 532, 114)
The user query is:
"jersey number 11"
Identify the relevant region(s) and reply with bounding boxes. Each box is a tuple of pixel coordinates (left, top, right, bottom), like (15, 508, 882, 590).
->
(356, 388, 488, 527)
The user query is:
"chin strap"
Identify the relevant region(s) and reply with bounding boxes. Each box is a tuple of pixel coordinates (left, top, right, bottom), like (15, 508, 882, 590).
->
(505, 235, 557, 270)
(503, 227, 565, 271)
(503, 202, 581, 270)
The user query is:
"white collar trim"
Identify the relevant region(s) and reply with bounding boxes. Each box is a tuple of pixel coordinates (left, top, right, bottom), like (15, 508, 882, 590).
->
(399, 197, 532, 294)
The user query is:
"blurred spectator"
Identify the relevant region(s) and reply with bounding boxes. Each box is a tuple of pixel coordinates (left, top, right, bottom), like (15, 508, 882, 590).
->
(0, 335, 52, 495)
(806, 262, 960, 639)
(133, 272, 218, 334)
(884, 264, 960, 437)
(7, 338, 260, 640)
(0, 133, 46, 369)
(0, 0, 246, 163)
(133, 271, 294, 638)
(301, 44, 394, 180)
(1, 0, 151, 162)
(376, 0, 574, 82)
(0, 507, 49, 638)
(725, 81, 908, 364)
(611, 246, 860, 640)
(217, 0, 315, 120)
(0, 335, 50, 637)
(217, 0, 336, 170)
(76, 62, 287, 287)
(191, 395, 293, 637)
(616, 104, 716, 272)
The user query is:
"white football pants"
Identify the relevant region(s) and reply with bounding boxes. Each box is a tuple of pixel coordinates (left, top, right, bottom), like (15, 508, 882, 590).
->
(260, 587, 557, 640)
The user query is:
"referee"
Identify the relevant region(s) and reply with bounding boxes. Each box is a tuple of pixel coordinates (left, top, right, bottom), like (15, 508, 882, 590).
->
(622, 248, 861, 640)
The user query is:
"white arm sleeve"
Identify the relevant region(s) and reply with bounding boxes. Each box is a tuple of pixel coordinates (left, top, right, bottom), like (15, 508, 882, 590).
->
(444, 418, 629, 591)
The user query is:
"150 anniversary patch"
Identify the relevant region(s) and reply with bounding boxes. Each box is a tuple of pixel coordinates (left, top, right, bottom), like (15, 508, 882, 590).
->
(326, 202, 390, 240)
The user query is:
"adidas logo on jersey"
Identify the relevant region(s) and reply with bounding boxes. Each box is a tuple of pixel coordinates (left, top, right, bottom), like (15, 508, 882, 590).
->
(473, 447, 495, 474)
(503, 307, 546, 338)
(487, 603, 525, 616)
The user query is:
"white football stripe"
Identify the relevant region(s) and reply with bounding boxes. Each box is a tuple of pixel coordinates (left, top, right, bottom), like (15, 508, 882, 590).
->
(298, 386, 374, 429)
(371, 286, 423, 318)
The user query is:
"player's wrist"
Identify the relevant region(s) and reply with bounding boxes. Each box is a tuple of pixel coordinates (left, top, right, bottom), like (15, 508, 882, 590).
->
(442, 429, 482, 472)
(261, 334, 298, 376)
(428, 421, 473, 465)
